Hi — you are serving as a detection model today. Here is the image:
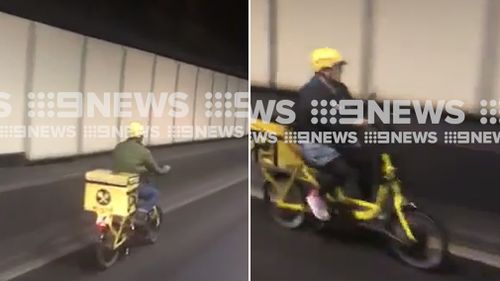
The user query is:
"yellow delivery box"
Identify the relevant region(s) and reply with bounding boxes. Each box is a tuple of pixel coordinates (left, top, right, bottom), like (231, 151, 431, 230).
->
(84, 169, 140, 217)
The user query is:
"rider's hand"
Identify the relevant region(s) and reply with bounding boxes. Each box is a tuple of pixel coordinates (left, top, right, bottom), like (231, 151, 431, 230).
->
(161, 165, 171, 174)
(353, 118, 368, 127)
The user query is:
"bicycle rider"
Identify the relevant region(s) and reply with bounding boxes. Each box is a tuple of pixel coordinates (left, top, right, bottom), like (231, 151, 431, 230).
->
(293, 47, 373, 221)
(112, 122, 170, 224)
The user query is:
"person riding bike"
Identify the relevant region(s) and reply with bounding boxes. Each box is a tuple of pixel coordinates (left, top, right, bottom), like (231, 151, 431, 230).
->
(112, 122, 170, 224)
(293, 47, 374, 221)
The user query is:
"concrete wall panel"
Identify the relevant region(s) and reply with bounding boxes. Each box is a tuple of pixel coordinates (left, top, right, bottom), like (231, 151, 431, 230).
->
(81, 38, 122, 154)
(29, 24, 84, 160)
(0, 13, 29, 155)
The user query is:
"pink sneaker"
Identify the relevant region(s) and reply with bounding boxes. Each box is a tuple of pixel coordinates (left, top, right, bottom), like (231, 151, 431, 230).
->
(306, 190, 330, 221)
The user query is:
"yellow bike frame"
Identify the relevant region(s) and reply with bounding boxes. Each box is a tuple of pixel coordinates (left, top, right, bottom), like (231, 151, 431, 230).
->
(252, 119, 416, 242)
(96, 214, 132, 250)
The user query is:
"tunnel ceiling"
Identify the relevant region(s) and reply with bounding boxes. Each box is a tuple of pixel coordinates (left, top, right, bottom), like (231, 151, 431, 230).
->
(0, 0, 248, 78)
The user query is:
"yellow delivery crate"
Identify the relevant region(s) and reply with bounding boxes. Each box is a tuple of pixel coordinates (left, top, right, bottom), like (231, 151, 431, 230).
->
(251, 119, 303, 169)
(84, 169, 140, 217)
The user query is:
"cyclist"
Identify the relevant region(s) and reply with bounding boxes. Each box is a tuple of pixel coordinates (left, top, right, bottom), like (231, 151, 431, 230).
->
(293, 47, 372, 221)
(112, 122, 170, 224)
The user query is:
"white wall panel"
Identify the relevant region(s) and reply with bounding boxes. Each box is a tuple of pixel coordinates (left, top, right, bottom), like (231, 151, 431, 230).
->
(82, 38, 122, 154)
(0, 13, 29, 154)
(119, 48, 154, 142)
(210, 72, 227, 138)
(236, 79, 249, 135)
(495, 2, 500, 101)
(193, 68, 213, 140)
(251, 0, 271, 86)
(224, 76, 240, 137)
(150, 57, 178, 145)
(29, 24, 83, 160)
(275, 0, 363, 93)
(173, 63, 197, 143)
(0, 13, 245, 159)
(373, 0, 485, 110)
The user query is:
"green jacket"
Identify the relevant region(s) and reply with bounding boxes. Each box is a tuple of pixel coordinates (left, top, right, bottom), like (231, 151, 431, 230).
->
(112, 138, 163, 177)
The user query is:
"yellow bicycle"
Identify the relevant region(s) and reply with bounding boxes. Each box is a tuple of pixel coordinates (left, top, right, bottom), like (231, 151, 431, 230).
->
(251, 119, 448, 270)
(84, 170, 163, 269)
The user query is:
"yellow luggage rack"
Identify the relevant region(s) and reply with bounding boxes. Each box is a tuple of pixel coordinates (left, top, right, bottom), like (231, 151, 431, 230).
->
(84, 169, 140, 217)
(251, 119, 304, 170)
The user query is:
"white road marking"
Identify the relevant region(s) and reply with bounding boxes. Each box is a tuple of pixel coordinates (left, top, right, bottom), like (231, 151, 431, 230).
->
(449, 244, 500, 269)
(0, 239, 91, 281)
(161, 176, 247, 213)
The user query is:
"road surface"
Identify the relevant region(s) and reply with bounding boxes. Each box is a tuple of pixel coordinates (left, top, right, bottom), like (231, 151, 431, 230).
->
(251, 199, 500, 281)
(13, 182, 248, 281)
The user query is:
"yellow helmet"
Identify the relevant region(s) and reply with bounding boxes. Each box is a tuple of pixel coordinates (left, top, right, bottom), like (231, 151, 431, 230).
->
(311, 47, 345, 72)
(127, 121, 144, 138)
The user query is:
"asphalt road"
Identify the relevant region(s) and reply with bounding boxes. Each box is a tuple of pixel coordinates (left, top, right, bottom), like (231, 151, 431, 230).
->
(251, 199, 500, 281)
(12, 181, 248, 281)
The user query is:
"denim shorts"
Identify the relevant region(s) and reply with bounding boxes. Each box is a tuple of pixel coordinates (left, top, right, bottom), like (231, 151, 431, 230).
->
(299, 143, 340, 167)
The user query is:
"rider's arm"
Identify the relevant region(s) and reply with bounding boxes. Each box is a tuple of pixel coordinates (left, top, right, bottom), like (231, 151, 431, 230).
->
(143, 149, 168, 175)
(323, 83, 367, 131)
(338, 83, 368, 127)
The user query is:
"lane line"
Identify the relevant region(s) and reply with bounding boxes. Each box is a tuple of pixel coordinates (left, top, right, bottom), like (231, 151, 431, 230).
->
(0, 238, 91, 281)
(0, 176, 246, 281)
(449, 244, 500, 269)
(161, 176, 247, 213)
(250, 189, 500, 269)
(0, 143, 243, 193)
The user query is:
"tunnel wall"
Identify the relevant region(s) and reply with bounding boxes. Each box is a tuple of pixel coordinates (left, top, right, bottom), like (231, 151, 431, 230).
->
(251, 0, 500, 112)
(372, 0, 484, 108)
(0, 12, 249, 160)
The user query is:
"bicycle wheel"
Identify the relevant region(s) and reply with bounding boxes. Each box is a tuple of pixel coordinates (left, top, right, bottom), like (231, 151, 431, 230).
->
(263, 178, 306, 229)
(95, 230, 120, 270)
(389, 209, 448, 270)
(144, 206, 163, 244)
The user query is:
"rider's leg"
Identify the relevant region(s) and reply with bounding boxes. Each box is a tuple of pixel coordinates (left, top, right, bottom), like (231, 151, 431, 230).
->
(137, 183, 159, 213)
(306, 156, 357, 221)
(300, 143, 339, 221)
(356, 161, 376, 201)
(321, 156, 358, 196)
(135, 184, 159, 225)
(338, 146, 376, 201)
